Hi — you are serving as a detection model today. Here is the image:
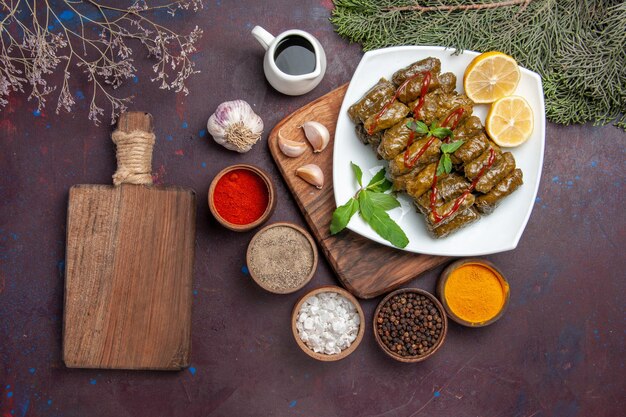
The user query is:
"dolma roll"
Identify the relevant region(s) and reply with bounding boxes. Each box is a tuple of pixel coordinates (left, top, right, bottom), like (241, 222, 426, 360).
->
(397, 72, 451, 104)
(392, 57, 441, 86)
(464, 144, 502, 180)
(411, 92, 473, 126)
(414, 174, 469, 213)
(438, 72, 457, 93)
(389, 136, 441, 176)
(428, 207, 480, 238)
(378, 118, 418, 160)
(405, 163, 438, 199)
(475, 152, 516, 193)
(355, 123, 383, 150)
(475, 169, 524, 214)
(452, 132, 489, 165)
(427, 193, 475, 226)
(348, 78, 396, 124)
(363, 101, 410, 134)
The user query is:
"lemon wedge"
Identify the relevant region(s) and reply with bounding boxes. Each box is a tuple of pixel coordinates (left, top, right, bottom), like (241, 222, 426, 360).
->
(464, 51, 521, 103)
(486, 95, 534, 147)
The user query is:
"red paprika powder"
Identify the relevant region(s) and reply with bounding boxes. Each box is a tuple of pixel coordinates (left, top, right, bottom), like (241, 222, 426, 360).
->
(213, 169, 269, 225)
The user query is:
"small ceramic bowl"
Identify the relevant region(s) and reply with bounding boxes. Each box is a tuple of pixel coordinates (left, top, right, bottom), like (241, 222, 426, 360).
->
(437, 259, 510, 327)
(208, 164, 276, 232)
(291, 285, 365, 361)
(246, 222, 318, 294)
(373, 288, 448, 363)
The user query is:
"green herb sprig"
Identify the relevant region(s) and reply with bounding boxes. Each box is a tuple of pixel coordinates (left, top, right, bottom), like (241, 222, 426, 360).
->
(437, 140, 465, 175)
(406, 121, 462, 174)
(330, 162, 409, 248)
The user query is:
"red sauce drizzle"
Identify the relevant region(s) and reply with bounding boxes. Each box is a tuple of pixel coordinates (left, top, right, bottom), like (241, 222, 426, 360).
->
(368, 71, 432, 135)
(430, 148, 496, 224)
(442, 107, 465, 130)
(404, 133, 436, 168)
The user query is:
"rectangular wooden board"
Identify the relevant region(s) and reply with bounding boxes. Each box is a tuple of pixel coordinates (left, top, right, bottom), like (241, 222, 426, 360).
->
(268, 84, 449, 299)
(63, 184, 196, 370)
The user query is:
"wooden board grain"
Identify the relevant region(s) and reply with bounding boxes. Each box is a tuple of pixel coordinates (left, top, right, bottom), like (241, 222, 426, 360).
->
(268, 84, 449, 299)
(63, 184, 196, 369)
(63, 112, 196, 370)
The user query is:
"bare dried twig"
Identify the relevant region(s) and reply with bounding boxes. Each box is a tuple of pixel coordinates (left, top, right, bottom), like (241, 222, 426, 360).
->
(0, 0, 203, 124)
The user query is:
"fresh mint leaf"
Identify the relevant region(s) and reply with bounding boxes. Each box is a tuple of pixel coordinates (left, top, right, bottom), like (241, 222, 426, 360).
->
(431, 127, 454, 140)
(440, 139, 464, 154)
(330, 197, 359, 235)
(407, 120, 428, 135)
(366, 190, 401, 211)
(350, 161, 363, 186)
(359, 192, 409, 248)
(367, 168, 386, 188)
(372, 178, 393, 193)
(437, 155, 446, 175)
(367, 168, 393, 192)
(443, 154, 452, 173)
(437, 154, 453, 175)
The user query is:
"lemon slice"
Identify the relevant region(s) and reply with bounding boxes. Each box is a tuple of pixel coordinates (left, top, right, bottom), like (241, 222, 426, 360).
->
(464, 51, 521, 103)
(486, 95, 534, 147)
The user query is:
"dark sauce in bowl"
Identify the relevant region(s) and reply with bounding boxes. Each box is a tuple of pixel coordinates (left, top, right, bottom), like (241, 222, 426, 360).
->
(273, 36, 316, 76)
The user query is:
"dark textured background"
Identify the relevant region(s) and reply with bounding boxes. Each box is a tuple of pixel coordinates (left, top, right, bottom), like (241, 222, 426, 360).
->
(1, 1, 624, 416)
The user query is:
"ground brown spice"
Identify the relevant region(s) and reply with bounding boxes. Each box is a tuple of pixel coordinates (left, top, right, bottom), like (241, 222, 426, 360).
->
(248, 225, 314, 292)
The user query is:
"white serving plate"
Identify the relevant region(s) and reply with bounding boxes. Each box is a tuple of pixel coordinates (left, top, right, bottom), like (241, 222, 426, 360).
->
(333, 46, 545, 256)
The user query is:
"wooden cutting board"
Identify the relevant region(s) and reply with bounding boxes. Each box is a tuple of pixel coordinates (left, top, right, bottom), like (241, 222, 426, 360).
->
(63, 112, 196, 370)
(268, 84, 449, 299)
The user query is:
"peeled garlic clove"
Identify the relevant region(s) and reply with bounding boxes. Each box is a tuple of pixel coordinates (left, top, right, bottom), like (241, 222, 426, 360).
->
(278, 130, 307, 158)
(296, 164, 324, 189)
(302, 121, 330, 153)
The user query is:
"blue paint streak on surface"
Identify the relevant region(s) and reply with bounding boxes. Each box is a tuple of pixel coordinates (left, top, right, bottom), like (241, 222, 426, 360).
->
(10, 232, 18, 240)
(189, 366, 196, 375)
(182, 121, 189, 129)
(535, 197, 541, 203)
(591, 160, 598, 167)
(7, 391, 13, 397)
(75, 90, 85, 100)
(193, 290, 198, 295)
(289, 400, 297, 407)
(552, 176, 559, 183)
(47, 399, 52, 405)
(133, 76, 139, 83)
(5, 384, 10, 389)
(241, 265, 249, 275)
(166, 135, 173, 141)
(59, 10, 75, 20)
(48, 24, 55, 30)
(201, 162, 207, 168)
(199, 129, 206, 137)
(89, 378, 97, 385)
(20, 398, 29, 416)
(434, 391, 440, 397)
(46, 124, 51, 129)
(33, 109, 41, 117)
(28, 368, 35, 374)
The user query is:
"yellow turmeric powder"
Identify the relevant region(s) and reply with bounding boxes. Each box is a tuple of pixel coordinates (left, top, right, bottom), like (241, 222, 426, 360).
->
(444, 264, 507, 324)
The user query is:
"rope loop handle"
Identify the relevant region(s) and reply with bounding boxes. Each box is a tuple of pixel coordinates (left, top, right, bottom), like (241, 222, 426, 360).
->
(111, 130, 156, 186)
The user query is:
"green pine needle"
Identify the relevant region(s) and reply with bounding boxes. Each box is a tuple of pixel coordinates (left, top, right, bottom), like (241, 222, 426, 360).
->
(331, 0, 626, 128)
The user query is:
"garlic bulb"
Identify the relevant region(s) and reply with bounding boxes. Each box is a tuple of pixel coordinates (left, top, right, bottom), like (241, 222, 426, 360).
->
(278, 129, 307, 157)
(302, 121, 330, 153)
(207, 100, 264, 153)
(296, 164, 324, 189)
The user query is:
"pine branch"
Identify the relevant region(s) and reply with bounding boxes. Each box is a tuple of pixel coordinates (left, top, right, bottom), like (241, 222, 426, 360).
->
(331, 0, 626, 128)
(384, 0, 531, 13)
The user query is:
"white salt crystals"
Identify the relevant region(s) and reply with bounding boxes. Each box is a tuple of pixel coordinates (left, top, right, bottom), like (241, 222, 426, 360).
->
(296, 291, 360, 355)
